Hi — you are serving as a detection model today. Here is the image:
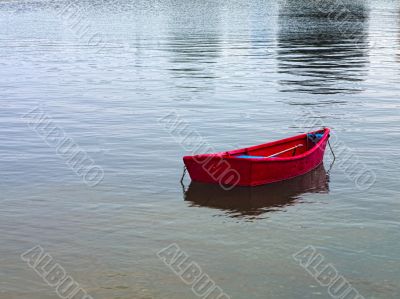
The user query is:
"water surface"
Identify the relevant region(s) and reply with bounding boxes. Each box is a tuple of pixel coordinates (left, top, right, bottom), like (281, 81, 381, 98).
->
(0, 0, 399, 298)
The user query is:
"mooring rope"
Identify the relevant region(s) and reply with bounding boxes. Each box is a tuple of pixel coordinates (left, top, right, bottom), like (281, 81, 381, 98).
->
(326, 139, 336, 177)
(180, 166, 187, 184)
(180, 166, 188, 197)
(328, 139, 336, 162)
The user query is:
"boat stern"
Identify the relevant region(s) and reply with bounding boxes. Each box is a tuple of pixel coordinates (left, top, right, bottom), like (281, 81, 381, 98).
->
(183, 154, 251, 188)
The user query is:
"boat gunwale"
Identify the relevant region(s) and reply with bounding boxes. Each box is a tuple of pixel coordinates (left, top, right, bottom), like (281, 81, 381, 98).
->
(184, 128, 330, 163)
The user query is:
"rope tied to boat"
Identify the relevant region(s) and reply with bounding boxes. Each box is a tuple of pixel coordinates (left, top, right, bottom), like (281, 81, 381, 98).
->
(180, 166, 188, 195)
(328, 136, 336, 162)
(180, 165, 187, 183)
(326, 135, 336, 177)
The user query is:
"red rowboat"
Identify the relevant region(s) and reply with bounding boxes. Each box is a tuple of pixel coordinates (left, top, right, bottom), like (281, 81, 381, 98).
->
(183, 128, 330, 187)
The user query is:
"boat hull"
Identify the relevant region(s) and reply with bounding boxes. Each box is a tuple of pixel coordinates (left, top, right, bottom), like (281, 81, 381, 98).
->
(183, 128, 330, 187)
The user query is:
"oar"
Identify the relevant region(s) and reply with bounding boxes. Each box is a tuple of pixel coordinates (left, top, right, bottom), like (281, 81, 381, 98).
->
(266, 144, 304, 158)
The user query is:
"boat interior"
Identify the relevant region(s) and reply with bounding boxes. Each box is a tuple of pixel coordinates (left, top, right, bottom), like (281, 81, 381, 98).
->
(230, 129, 326, 159)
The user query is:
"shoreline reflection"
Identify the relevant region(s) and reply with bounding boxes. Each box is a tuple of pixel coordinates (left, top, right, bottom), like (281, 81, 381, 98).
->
(277, 0, 369, 95)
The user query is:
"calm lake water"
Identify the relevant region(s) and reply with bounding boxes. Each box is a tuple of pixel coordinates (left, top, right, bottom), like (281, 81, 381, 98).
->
(1, 0, 399, 298)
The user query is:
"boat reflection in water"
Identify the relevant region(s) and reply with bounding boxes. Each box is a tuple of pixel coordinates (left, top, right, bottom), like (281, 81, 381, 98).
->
(184, 164, 329, 220)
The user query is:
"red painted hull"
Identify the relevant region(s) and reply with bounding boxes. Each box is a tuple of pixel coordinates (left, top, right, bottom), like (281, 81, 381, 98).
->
(183, 128, 330, 187)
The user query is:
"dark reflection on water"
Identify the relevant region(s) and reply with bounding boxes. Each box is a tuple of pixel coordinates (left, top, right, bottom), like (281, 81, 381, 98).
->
(277, 0, 369, 94)
(165, 2, 221, 94)
(398, 10, 400, 63)
(166, 33, 221, 79)
(185, 164, 329, 220)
